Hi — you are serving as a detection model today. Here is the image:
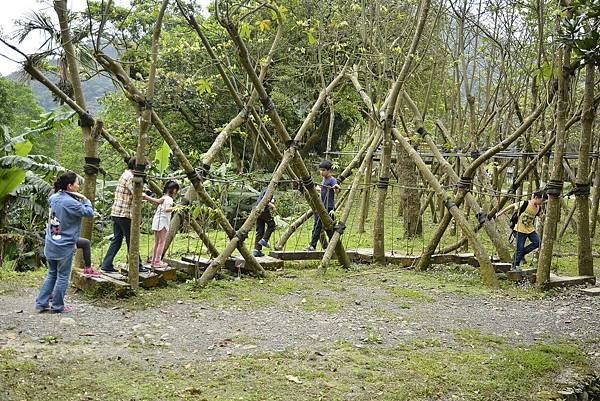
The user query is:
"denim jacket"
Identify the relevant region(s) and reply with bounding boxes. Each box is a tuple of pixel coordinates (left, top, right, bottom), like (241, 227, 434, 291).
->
(44, 191, 94, 260)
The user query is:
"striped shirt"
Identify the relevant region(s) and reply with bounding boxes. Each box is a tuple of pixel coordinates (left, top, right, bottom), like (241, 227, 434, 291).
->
(111, 169, 134, 218)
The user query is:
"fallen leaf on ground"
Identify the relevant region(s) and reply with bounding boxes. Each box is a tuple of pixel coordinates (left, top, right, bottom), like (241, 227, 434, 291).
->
(286, 375, 302, 384)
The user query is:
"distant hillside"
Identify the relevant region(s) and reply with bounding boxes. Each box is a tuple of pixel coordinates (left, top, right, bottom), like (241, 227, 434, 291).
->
(7, 68, 115, 113)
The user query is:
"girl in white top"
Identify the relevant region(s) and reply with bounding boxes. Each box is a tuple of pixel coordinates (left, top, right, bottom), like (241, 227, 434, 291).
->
(151, 180, 179, 267)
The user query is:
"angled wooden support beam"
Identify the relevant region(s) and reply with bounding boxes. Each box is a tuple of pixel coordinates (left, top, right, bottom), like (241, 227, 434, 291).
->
(94, 51, 266, 278)
(197, 144, 297, 286)
(349, 71, 498, 287)
(401, 91, 513, 264)
(221, 8, 351, 269)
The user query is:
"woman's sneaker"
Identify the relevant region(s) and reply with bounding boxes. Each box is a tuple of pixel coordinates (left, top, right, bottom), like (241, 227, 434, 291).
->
(258, 239, 271, 248)
(50, 305, 73, 314)
(83, 267, 102, 277)
(253, 250, 265, 257)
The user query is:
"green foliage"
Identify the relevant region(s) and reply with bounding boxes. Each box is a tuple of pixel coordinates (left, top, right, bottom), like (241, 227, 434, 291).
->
(0, 76, 43, 134)
(559, 0, 600, 61)
(0, 112, 68, 270)
(154, 140, 171, 175)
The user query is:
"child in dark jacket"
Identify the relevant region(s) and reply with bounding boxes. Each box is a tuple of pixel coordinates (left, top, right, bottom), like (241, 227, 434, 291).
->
(253, 186, 276, 257)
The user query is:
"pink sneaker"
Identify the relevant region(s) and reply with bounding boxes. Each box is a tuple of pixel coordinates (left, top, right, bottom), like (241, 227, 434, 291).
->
(50, 305, 73, 314)
(151, 261, 168, 268)
(83, 267, 102, 277)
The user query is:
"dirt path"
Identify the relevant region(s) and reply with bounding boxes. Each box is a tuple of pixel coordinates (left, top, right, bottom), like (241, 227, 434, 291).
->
(1, 278, 599, 367)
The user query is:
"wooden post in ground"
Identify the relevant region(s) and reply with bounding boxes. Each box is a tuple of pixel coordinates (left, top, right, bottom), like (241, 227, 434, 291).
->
(574, 60, 594, 276)
(53, 0, 99, 269)
(373, 124, 392, 263)
(537, 42, 571, 288)
(126, 0, 169, 289)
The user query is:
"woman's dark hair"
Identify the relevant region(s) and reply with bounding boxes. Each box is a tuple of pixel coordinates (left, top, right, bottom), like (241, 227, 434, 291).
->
(163, 180, 180, 194)
(53, 172, 78, 192)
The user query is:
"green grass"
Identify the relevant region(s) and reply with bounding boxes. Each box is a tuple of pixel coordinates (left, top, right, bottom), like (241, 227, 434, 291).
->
(1, 335, 592, 401)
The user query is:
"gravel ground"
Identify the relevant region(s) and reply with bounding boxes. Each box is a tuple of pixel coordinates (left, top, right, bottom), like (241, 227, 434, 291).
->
(1, 279, 599, 370)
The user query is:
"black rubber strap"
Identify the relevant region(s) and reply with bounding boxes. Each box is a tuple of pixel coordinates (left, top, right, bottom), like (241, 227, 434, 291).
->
(457, 176, 473, 191)
(377, 177, 390, 189)
(334, 221, 346, 235)
(475, 211, 488, 224)
(83, 157, 101, 175)
(186, 170, 201, 187)
(302, 176, 314, 190)
(235, 229, 249, 242)
(260, 97, 275, 113)
(198, 163, 211, 179)
(416, 127, 428, 138)
(78, 112, 95, 128)
(133, 163, 147, 179)
(572, 182, 591, 197)
(545, 180, 563, 196)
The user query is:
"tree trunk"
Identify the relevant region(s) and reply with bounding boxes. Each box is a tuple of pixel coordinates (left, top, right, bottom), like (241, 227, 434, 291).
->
(575, 61, 594, 276)
(397, 142, 422, 237)
(373, 125, 391, 263)
(127, 0, 169, 289)
(537, 46, 570, 288)
(54, 0, 98, 269)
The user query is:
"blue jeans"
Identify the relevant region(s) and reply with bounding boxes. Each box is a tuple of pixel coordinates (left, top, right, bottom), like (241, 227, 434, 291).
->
(101, 216, 142, 270)
(35, 253, 73, 312)
(513, 231, 540, 268)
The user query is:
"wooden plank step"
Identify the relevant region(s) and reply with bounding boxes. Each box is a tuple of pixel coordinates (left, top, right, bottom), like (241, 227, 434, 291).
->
(348, 248, 373, 263)
(506, 268, 537, 282)
(268, 250, 324, 260)
(163, 258, 200, 277)
(492, 262, 512, 273)
(71, 271, 131, 297)
(149, 265, 177, 281)
(433, 253, 478, 267)
(580, 287, 600, 296)
(182, 254, 283, 272)
(234, 255, 284, 271)
(546, 273, 596, 289)
(117, 265, 162, 289)
(385, 253, 419, 267)
(183, 255, 248, 274)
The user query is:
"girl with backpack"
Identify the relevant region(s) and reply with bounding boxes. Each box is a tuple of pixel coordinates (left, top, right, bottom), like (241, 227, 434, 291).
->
(497, 190, 548, 271)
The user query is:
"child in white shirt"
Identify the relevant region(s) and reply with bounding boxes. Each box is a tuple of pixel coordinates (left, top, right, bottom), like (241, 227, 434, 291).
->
(151, 180, 179, 267)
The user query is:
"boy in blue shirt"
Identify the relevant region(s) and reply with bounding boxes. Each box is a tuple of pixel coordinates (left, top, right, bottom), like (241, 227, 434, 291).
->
(306, 160, 340, 251)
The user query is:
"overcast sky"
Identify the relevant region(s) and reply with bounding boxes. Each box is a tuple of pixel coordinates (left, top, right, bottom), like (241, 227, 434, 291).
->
(0, 0, 210, 76)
